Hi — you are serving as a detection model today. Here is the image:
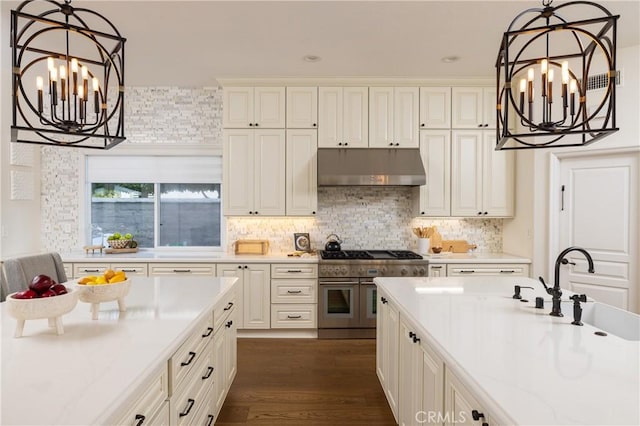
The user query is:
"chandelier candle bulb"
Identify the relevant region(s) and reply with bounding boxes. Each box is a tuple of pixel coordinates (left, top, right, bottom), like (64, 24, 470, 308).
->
(519, 78, 526, 111)
(71, 58, 78, 95)
(36, 76, 43, 113)
(50, 67, 58, 106)
(93, 78, 99, 114)
(570, 79, 577, 116)
(541, 59, 547, 98)
(47, 57, 54, 72)
(548, 69, 553, 103)
(59, 65, 66, 101)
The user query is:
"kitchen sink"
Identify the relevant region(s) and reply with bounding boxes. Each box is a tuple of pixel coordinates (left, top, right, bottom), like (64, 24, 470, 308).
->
(563, 301, 640, 341)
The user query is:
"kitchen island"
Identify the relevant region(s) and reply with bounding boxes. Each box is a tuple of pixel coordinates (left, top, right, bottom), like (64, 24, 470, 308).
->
(1, 276, 239, 425)
(375, 276, 640, 425)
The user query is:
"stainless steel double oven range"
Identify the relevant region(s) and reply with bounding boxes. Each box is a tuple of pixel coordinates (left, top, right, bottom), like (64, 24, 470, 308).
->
(318, 250, 428, 338)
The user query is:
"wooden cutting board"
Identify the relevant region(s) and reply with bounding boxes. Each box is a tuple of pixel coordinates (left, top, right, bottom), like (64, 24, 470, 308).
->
(441, 240, 477, 253)
(105, 247, 139, 254)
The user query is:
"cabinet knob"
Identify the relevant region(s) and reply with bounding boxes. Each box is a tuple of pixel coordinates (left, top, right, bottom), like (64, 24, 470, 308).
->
(312, 123, 317, 127)
(478, 124, 483, 127)
(249, 211, 254, 215)
(237, 265, 242, 269)
(344, 142, 348, 146)
(421, 211, 425, 215)
(312, 211, 316, 215)
(420, 123, 425, 127)
(225, 320, 233, 328)
(249, 123, 254, 127)
(409, 331, 415, 338)
(412, 335, 420, 343)
(471, 410, 486, 421)
(134, 414, 145, 426)
(395, 143, 400, 146)
(484, 123, 489, 127)
(478, 212, 482, 215)
(338, 142, 343, 146)
(483, 211, 488, 215)
(255, 123, 259, 127)
(381, 297, 388, 304)
(254, 211, 259, 215)
(389, 142, 394, 146)
(243, 265, 248, 269)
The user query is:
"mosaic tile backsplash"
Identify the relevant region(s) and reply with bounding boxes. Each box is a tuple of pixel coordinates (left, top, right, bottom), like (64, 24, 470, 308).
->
(39, 86, 503, 253)
(227, 187, 503, 254)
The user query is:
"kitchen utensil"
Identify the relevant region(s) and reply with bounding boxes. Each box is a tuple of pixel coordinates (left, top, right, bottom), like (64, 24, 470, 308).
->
(234, 240, 270, 255)
(325, 234, 342, 251)
(441, 240, 478, 253)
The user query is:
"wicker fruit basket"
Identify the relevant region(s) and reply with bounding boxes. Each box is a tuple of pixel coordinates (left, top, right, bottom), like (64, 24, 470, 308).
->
(107, 239, 131, 249)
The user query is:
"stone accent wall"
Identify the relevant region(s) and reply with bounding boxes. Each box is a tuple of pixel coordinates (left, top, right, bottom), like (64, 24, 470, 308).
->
(40, 86, 503, 254)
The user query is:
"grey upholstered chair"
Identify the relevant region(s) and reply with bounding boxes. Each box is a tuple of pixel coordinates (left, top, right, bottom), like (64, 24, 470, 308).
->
(1, 252, 68, 302)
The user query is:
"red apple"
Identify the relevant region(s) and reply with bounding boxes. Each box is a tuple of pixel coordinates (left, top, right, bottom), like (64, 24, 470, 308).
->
(13, 289, 39, 299)
(29, 274, 54, 294)
(50, 283, 68, 295)
(40, 289, 57, 298)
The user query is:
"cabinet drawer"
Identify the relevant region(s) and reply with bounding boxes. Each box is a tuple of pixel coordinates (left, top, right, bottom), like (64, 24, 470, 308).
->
(271, 263, 318, 279)
(192, 381, 216, 426)
(149, 263, 215, 276)
(270, 304, 317, 328)
(63, 263, 73, 279)
(271, 279, 317, 303)
(73, 263, 109, 277)
(169, 315, 214, 395)
(170, 345, 212, 426)
(111, 263, 148, 276)
(111, 364, 168, 426)
(146, 400, 169, 426)
(447, 263, 529, 277)
(214, 288, 237, 333)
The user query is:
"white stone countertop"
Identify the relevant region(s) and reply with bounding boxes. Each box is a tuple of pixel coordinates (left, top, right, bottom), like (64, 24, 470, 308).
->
(421, 252, 531, 263)
(59, 250, 319, 263)
(374, 276, 639, 426)
(1, 276, 238, 426)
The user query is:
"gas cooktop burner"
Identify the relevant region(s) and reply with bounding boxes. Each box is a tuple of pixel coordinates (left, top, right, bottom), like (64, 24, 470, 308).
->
(319, 250, 423, 260)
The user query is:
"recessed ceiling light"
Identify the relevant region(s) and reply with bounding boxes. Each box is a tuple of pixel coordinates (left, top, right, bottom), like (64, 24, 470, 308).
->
(303, 55, 321, 62)
(441, 56, 460, 63)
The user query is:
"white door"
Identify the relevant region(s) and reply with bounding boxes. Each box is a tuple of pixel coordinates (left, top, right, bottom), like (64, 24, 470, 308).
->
(418, 130, 451, 216)
(253, 87, 285, 128)
(482, 131, 514, 217)
(451, 131, 483, 216)
(482, 87, 497, 129)
(216, 264, 245, 328)
(243, 265, 271, 329)
(394, 87, 419, 148)
(286, 129, 318, 216)
(286, 87, 317, 128)
(451, 87, 483, 129)
(558, 152, 639, 312)
(420, 87, 451, 129)
(223, 87, 253, 128)
(318, 87, 343, 147)
(223, 130, 254, 215)
(369, 87, 394, 148)
(253, 130, 286, 216)
(342, 87, 368, 148)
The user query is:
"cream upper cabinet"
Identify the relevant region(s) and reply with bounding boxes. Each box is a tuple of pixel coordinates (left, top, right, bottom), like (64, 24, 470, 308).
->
(223, 129, 285, 216)
(369, 87, 419, 148)
(451, 130, 514, 217)
(420, 87, 451, 129)
(413, 130, 451, 217)
(286, 87, 318, 128)
(286, 129, 317, 216)
(318, 87, 368, 148)
(223, 86, 285, 128)
(452, 87, 496, 129)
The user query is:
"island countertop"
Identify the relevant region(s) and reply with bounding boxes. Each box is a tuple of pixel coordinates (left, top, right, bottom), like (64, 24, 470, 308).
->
(1, 276, 238, 426)
(374, 276, 640, 426)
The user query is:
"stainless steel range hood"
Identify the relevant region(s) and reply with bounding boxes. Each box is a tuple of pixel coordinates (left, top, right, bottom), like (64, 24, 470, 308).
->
(317, 148, 426, 186)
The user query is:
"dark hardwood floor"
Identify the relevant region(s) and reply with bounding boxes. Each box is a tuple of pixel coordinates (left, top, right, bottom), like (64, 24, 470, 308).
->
(216, 338, 397, 426)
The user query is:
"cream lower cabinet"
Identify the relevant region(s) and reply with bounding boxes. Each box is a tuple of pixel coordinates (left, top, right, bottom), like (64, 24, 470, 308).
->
(270, 263, 317, 328)
(428, 264, 446, 278)
(216, 264, 270, 329)
(445, 368, 500, 426)
(399, 316, 444, 426)
(149, 263, 215, 277)
(223, 129, 286, 216)
(212, 289, 238, 420)
(446, 263, 529, 277)
(451, 130, 514, 217)
(70, 263, 148, 278)
(110, 364, 169, 425)
(376, 290, 400, 421)
(286, 129, 318, 216)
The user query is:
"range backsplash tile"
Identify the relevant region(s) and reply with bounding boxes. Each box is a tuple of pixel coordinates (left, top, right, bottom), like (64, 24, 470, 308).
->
(226, 187, 503, 253)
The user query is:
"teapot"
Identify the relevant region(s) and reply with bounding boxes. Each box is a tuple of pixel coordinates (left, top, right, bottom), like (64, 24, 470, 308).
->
(325, 234, 343, 251)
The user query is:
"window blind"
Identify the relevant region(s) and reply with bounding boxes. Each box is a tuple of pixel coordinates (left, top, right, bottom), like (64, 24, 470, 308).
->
(87, 156, 222, 183)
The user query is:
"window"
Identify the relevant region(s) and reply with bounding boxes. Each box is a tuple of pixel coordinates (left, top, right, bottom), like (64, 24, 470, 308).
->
(87, 156, 222, 249)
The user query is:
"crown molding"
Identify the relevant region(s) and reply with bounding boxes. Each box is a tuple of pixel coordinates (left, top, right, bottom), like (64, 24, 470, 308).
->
(216, 76, 494, 87)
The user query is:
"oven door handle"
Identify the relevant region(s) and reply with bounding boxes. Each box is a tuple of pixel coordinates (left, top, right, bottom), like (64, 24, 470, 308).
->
(319, 281, 360, 286)
(360, 280, 375, 285)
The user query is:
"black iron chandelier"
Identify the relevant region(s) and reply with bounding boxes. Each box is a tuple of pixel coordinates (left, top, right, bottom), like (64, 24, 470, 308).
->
(11, 0, 126, 149)
(496, 0, 618, 150)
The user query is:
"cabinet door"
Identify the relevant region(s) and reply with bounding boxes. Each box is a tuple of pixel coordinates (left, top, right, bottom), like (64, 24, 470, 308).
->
(398, 320, 422, 426)
(286, 87, 318, 128)
(223, 130, 255, 215)
(482, 87, 497, 129)
(213, 327, 226, 414)
(224, 309, 238, 387)
(416, 130, 451, 216)
(444, 369, 488, 426)
(243, 264, 271, 329)
(369, 87, 394, 148)
(482, 131, 514, 217)
(420, 87, 451, 129)
(216, 264, 245, 329)
(451, 131, 483, 216)
(376, 292, 387, 388)
(342, 87, 369, 148)
(385, 300, 400, 420)
(254, 130, 286, 216)
(428, 264, 445, 277)
(452, 87, 484, 129)
(318, 87, 343, 147)
(394, 87, 419, 148)
(286, 129, 318, 216)
(254, 87, 285, 128)
(421, 337, 445, 424)
(223, 87, 253, 128)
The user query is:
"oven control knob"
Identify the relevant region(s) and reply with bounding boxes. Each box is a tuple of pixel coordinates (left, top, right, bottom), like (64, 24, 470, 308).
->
(381, 267, 387, 275)
(340, 266, 348, 275)
(412, 268, 418, 276)
(401, 268, 408, 276)
(419, 268, 426, 276)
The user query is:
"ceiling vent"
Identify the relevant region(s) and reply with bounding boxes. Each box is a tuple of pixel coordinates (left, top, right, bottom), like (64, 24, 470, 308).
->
(586, 70, 622, 91)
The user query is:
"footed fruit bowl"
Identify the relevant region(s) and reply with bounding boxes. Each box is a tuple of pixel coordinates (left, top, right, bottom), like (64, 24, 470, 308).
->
(6, 288, 79, 337)
(76, 279, 131, 320)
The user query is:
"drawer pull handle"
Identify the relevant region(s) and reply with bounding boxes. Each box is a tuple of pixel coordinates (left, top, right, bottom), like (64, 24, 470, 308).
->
(121, 269, 137, 273)
(173, 269, 192, 273)
(287, 315, 302, 319)
(202, 327, 213, 338)
(179, 399, 195, 417)
(223, 302, 234, 311)
(206, 414, 215, 426)
(500, 270, 515, 273)
(134, 414, 145, 426)
(287, 290, 303, 294)
(381, 297, 388, 304)
(202, 366, 214, 380)
(460, 270, 475, 274)
(431, 266, 442, 269)
(286, 269, 302, 273)
(225, 320, 233, 328)
(181, 351, 196, 366)
(83, 269, 100, 272)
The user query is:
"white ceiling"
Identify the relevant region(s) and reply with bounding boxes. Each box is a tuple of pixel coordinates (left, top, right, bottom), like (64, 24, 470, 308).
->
(6, 0, 640, 86)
